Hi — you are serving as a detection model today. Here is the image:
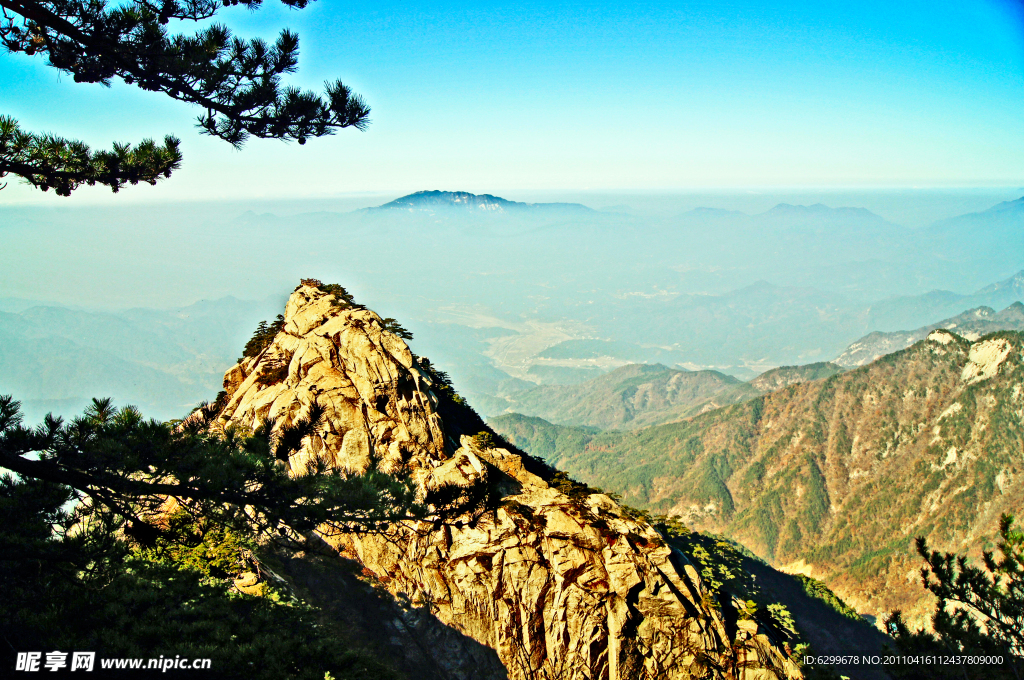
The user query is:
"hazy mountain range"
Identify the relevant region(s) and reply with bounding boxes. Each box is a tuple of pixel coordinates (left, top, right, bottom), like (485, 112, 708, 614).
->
(3, 190, 1022, 667)
(2, 190, 1021, 426)
(0, 295, 281, 422)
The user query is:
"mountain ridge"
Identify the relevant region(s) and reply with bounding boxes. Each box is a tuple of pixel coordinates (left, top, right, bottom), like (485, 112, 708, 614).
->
(372, 190, 594, 213)
(484, 361, 845, 431)
(492, 329, 1024, 626)
(837, 301, 1024, 367)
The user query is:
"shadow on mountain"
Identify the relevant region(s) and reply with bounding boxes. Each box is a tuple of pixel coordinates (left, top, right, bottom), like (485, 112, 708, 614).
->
(272, 549, 508, 680)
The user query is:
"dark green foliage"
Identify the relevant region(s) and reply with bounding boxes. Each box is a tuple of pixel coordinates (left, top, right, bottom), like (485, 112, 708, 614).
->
(381, 318, 414, 340)
(802, 456, 829, 532)
(242, 314, 285, 359)
(0, 0, 369, 194)
(472, 430, 496, 449)
(548, 470, 598, 505)
(0, 395, 425, 678)
(319, 283, 360, 308)
(884, 515, 1024, 678)
(794, 574, 861, 620)
(652, 513, 690, 538)
(741, 460, 766, 488)
(693, 458, 735, 515)
(832, 421, 852, 458)
(778, 519, 802, 556)
(1, 478, 399, 679)
(745, 487, 783, 559)
(0, 115, 181, 195)
(670, 531, 798, 640)
(298, 280, 371, 311)
(417, 356, 469, 407)
(0, 395, 424, 547)
(750, 395, 766, 427)
(135, 507, 256, 581)
(488, 413, 598, 465)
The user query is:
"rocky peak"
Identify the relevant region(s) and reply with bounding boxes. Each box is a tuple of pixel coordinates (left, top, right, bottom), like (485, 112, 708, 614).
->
(215, 283, 801, 680)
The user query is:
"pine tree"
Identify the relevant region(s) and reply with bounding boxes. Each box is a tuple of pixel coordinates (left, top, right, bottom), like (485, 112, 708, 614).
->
(0, 0, 370, 195)
(0, 395, 421, 543)
(884, 514, 1024, 680)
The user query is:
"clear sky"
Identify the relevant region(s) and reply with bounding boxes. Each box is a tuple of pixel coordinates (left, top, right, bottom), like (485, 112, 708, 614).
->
(3, 0, 1024, 203)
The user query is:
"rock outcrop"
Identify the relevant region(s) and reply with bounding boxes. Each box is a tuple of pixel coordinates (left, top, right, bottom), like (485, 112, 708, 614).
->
(214, 284, 801, 680)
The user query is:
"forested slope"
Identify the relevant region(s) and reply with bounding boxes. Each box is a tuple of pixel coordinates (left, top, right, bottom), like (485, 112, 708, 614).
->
(492, 330, 1024, 623)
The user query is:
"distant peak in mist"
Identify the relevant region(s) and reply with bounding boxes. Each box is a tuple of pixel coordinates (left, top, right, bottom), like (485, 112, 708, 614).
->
(978, 195, 1024, 214)
(683, 207, 747, 217)
(974, 269, 1024, 296)
(373, 190, 593, 213)
(762, 203, 884, 220)
(679, 203, 891, 223)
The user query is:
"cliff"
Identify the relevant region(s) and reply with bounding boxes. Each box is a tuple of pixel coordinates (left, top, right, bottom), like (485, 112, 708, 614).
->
(213, 283, 801, 680)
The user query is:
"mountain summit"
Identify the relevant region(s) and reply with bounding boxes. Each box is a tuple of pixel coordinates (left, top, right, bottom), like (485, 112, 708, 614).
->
(213, 282, 800, 680)
(374, 190, 592, 213)
(759, 203, 891, 224)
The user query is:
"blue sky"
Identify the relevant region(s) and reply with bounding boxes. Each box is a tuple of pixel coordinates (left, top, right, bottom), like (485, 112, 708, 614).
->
(3, 0, 1024, 203)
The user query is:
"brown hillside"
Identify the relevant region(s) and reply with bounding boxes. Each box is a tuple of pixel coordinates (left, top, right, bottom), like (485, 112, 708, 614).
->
(493, 329, 1024, 625)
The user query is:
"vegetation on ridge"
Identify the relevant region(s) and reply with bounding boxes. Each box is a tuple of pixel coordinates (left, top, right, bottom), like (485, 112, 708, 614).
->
(242, 314, 286, 359)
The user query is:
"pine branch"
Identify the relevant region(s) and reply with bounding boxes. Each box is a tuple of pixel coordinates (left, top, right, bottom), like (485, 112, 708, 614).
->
(0, 395, 424, 537)
(0, 115, 182, 195)
(0, 0, 371, 147)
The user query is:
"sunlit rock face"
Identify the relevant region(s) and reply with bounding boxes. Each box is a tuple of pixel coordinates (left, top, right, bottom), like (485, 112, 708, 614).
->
(217, 284, 801, 680)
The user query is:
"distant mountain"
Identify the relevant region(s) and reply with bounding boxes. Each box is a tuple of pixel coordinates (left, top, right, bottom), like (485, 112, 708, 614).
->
(837, 301, 1024, 367)
(974, 269, 1024, 302)
(487, 363, 750, 430)
(492, 329, 1024, 626)
(759, 203, 889, 224)
(487, 361, 845, 430)
(682, 202, 892, 224)
(922, 197, 1024, 277)
(861, 269, 1024, 333)
(372, 190, 593, 213)
(932, 195, 1024, 226)
(983, 195, 1024, 213)
(600, 269, 1024, 374)
(608, 281, 862, 370)
(0, 296, 280, 422)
